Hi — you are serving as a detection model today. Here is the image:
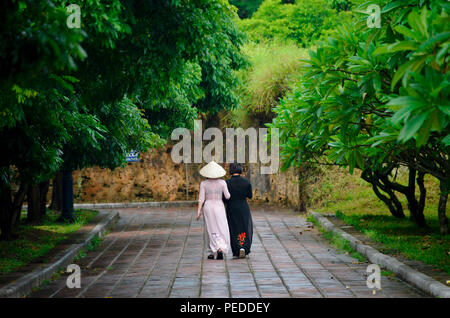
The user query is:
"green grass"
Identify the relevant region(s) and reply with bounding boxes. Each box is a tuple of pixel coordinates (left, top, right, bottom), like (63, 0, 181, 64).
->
(73, 250, 87, 262)
(86, 235, 102, 251)
(310, 166, 450, 275)
(381, 270, 396, 277)
(307, 214, 367, 263)
(334, 210, 450, 274)
(32, 230, 106, 295)
(73, 230, 108, 262)
(0, 209, 98, 276)
(223, 41, 307, 128)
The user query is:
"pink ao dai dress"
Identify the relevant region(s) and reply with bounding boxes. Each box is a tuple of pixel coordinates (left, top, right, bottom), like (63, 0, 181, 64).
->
(198, 179, 231, 254)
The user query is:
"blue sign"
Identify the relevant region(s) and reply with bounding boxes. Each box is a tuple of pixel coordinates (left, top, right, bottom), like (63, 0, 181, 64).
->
(126, 150, 140, 162)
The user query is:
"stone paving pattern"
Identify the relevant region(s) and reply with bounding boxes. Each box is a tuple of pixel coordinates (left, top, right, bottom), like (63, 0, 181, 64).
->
(29, 207, 426, 298)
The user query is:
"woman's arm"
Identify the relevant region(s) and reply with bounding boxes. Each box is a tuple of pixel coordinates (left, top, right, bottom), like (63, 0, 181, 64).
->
(196, 201, 203, 220)
(222, 180, 231, 200)
(197, 182, 205, 220)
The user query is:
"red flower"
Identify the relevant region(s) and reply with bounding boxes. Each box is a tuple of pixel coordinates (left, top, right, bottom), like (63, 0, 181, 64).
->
(238, 232, 246, 246)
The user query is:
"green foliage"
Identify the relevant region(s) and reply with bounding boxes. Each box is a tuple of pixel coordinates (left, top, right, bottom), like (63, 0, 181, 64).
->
(311, 166, 440, 217)
(227, 41, 307, 126)
(330, 0, 353, 12)
(74, 230, 105, 261)
(237, 0, 359, 47)
(230, 0, 264, 18)
(0, 0, 87, 186)
(268, 0, 449, 229)
(142, 62, 203, 139)
(335, 212, 450, 274)
(86, 235, 102, 252)
(1, 0, 247, 172)
(269, 0, 449, 177)
(59, 0, 248, 170)
(309, 214, 368, 262)
(0, 0, 247, 238)
(311, 165, 449, 273)
(0, 209, 97, 275)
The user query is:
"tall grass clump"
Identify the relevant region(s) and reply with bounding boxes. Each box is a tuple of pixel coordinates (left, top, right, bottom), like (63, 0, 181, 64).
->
(226, 41, 307, 127)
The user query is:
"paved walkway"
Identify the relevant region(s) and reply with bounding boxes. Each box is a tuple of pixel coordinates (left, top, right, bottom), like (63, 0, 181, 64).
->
(29, 206, 425, 298)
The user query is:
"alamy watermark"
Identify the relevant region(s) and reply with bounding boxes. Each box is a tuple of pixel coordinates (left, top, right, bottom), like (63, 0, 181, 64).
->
(170, 120, 279, 174)
(66, 4, 81, 29)
(366, 4, 381, 28)
(66, 264, 81, 288)
(366, 264, 381, 291)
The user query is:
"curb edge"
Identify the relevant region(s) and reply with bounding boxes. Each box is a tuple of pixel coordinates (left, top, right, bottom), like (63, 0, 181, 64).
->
(310, 211, 450, 298)
(73, 201, 197, 209)
(0, 210, 119, 298)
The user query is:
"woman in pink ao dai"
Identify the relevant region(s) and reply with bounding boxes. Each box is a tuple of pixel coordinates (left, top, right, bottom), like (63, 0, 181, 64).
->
(196, 161, 231, 260)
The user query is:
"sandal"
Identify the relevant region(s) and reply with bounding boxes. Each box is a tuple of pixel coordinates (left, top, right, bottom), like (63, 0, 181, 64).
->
(216, 250, 223, 260)
(207, 254, 214, 260)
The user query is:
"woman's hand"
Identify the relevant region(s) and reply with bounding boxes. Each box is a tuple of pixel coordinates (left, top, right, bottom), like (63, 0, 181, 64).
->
(196, 201, 203, 220)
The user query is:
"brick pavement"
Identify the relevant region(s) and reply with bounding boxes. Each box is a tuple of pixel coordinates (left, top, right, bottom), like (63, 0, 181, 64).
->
(29, 206, 426, 298)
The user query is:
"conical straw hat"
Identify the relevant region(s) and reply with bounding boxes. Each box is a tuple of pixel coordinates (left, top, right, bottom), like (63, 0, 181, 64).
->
(199, 161, 226, 178)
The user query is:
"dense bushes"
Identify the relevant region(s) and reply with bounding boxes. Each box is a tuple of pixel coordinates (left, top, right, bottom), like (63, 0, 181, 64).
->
(229, 0, 264, 18)
(268, 0, 449, 233)
(237, 0, 358, 46)
(229, 0, 366, 128)
(0, 0, 246, 239)
(226, 41, 307, 127)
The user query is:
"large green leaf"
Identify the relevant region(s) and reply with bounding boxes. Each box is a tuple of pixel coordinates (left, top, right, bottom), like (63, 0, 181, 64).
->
(398, 113, 428, 142)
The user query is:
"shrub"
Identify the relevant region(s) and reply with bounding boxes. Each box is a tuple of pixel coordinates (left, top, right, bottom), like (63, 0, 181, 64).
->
(227, 41, 307, 126)
(268, 0, 450, 233)
(237, 0, 361, 46)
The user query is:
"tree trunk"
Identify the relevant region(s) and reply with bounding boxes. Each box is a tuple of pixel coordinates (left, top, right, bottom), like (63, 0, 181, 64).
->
(0, 184, 15, 240)
(417, 171, 427, 222)
(39, 181, 50, 220)
(26, 184, 41, 224)
(438, 181, 448, 235)
(11, 183, 27, 227)
(372, 182, 405, 218)
(26, 180, 50, 224)
(405, 168, 426, 227)
(361, 169, 405, 218)
(58, 170, 75, 222)
(377, 168, 426, 227)
(49, 171, 63, 211)
(298, 165, 307, 213)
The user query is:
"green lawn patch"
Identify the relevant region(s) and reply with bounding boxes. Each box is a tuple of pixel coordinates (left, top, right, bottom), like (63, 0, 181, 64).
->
(0, 209, 98, 276)
(307, 214, 367, 263)
(310, 166, 450, 275)
(334, 210, 450, 275)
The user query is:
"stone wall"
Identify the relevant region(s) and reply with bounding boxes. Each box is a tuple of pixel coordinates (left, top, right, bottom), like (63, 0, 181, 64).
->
(247, 163, 300, 208)
(72, 145, 301, 209)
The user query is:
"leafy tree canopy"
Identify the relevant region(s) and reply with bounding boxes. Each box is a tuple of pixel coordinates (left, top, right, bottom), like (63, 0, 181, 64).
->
(237, 0, 363, 46)
(0, 0, 246, 237)
(268, 0, 449, 232)
(229, 0, 264, 19)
